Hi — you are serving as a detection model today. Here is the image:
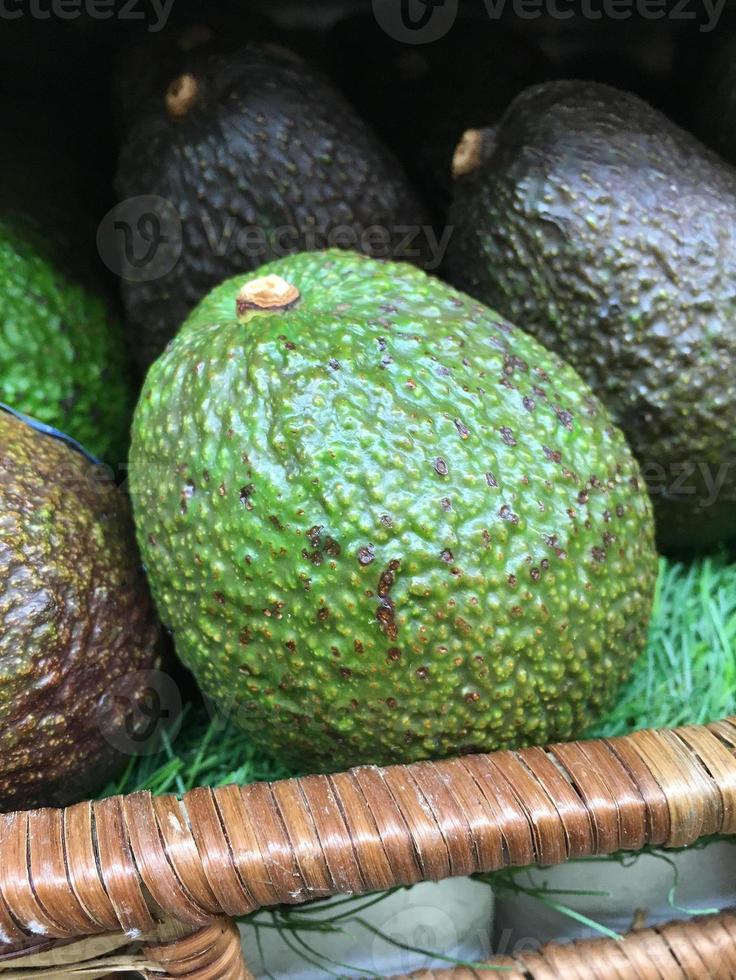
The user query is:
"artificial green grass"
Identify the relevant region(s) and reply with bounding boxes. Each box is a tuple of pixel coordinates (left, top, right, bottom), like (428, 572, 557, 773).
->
(104, 701, 292, 799)
(586, 554, 736, 737)
(107, 553, 736, 799)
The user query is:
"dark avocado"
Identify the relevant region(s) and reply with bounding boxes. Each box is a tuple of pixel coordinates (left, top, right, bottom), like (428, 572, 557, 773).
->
(115, 40, 432, 370)
(0, 409, 162, 810)
(447, 81, 736, 552)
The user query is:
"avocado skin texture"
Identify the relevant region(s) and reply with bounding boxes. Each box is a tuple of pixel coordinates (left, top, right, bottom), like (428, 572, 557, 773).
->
(116, 42, 431, 370)
(447, 81, 736, 552)
(0, 213, 134, 466)
(130, 250, 656, 772)
(0, 412, 162, 810)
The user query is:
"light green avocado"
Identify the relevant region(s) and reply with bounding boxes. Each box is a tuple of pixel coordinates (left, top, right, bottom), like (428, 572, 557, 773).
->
(0, 212, 134, 464)
(129, 250, 657, 771)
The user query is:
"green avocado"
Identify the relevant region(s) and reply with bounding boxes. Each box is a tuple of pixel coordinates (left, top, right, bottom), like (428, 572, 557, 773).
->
(0, 409, 162, 810)
(115, 40, 432, 370)
(129, 250, 656, 772)
(446, 81, 736, 552)
(0, 211, 134, 466)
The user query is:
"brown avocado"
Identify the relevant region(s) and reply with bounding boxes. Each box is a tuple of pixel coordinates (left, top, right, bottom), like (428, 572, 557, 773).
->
(0, 408, 162, 810)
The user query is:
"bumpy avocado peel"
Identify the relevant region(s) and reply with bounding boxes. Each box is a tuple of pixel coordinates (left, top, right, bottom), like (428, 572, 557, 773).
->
(447, 81, 736, 551)
(130, 250, 657, 771)
(0, 410, 161, 809)
(0, 212, 134, 464)
(116, 41, 431, 369)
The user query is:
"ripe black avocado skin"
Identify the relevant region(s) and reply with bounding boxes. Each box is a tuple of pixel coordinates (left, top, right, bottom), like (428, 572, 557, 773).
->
(0, 410, 162, 810)
(129, 250, 657, 773)
(115, 40, 432, 370)
(447, 81, 736, 552)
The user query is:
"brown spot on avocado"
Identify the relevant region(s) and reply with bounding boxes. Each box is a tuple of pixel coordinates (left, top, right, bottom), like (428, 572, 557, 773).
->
(555, 408, 574, 430)
(376, 559, 400, 640)
(434, 457, 449, 476)
(323, 536, 341, 558)
(357, 546, 375, 566)
(376, 559, 400, 599)
(302, 548, 323, 566)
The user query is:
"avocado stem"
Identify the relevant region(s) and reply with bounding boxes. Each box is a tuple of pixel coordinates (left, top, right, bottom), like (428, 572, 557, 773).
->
(452, 127, 494, 179)
(236, 275, 301, 316)
(166, 73, 199, 119)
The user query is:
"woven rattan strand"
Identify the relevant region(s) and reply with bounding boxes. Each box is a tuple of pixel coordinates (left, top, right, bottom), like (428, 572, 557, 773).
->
(397, 908, 736, 978)
(1, 717, 735, 977)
